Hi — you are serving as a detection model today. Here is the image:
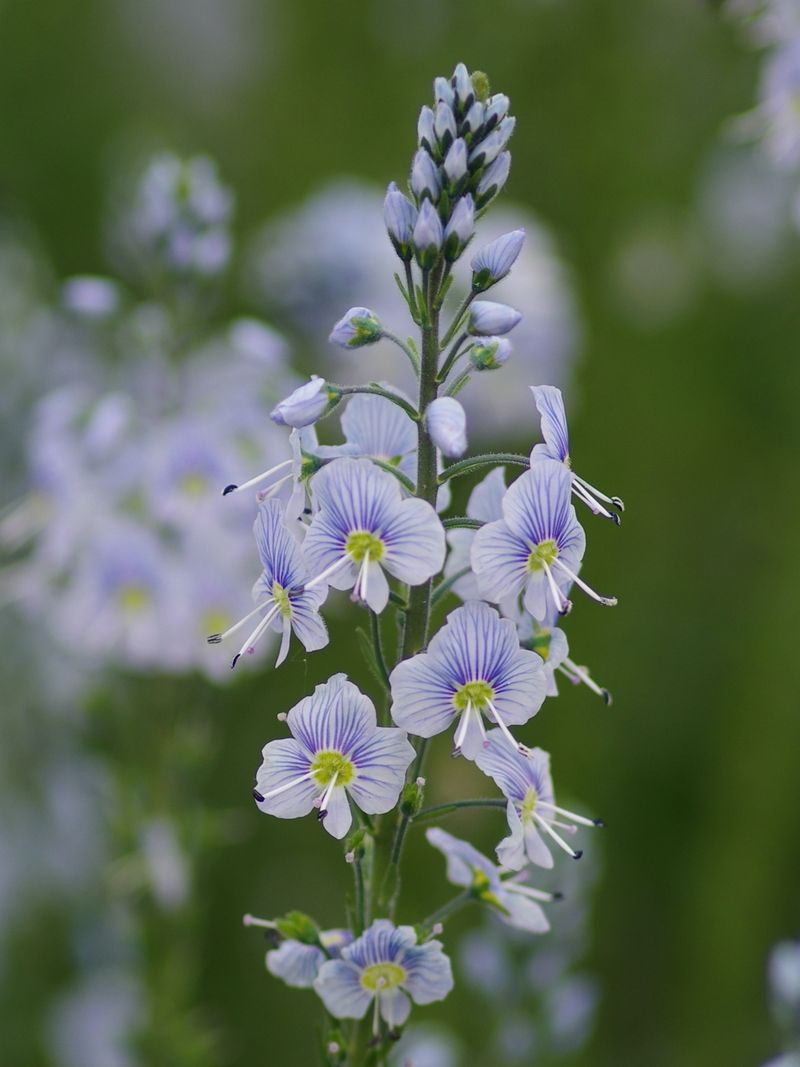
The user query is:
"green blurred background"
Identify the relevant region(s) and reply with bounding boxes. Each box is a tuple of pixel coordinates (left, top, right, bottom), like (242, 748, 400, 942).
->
(2, 0, 800, 1064)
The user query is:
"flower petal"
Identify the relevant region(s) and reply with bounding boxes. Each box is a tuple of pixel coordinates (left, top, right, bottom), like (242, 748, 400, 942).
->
(348, 728, 416, 815)
(382, 497, 446, 585)
(321, 784, 352, 839)
(530, 385, 570, 464)
(314, 959, 372, 1020)
(400, 941, 455, 1005)
(289, 592, 330, 653)
(425, 827, 500, 890)
(471, 519, 529, 603)
(379, 987, 412, 1028)
(389, 652, 457, 740)
(287, 674, 376, 758)
(254, 738, 316, 819)
(495, 801, 527, 871)
(266, 941, 325, 988)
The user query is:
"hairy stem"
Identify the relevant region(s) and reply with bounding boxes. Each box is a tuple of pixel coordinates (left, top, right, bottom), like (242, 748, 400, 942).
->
(413, 798, 507, 825)
(420, 889, 475, 932)
(439, 451, 529, 483)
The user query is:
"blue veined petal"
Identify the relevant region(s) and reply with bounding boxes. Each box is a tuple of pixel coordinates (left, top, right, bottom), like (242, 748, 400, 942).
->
(474, 731, 534, 802)
(321, 784, 352, 839)
(360, 560, 389, 614)
(523, 570, 549, 621)
(345, 920, 414, 969)
(425, 827, 500, 890)
(253, 499, 308, 588)
(502, 462, 586, 562)
(471, 519, 529, 603)
(530, 385, 570, 464)
(443, 528, 479, 601)
(341, 390, 417, 469)
(309, 458, 402, 539)
(301, 508, 359, 589)
(347, 728, 415, 814)
(399, 941, 454, 1006)
(254, 738, 317, 818)
(389, 652, 458, 739)
(379, 987, 413, 1027)
(495, 801, 528, 871)
(498, 885, 550, 933)
(523, 817, 554, 869)
(289, 591, 329, 653)
(469, 466, 506, 523)
(287, 674, 376, 758)
(456, 712, 488, 760)
(266, 940, 326, 988)
(381, 497, 446, 585)
(314, 959, 372, 1020)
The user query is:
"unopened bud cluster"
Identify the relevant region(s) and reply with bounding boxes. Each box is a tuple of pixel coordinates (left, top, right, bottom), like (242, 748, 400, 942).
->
(384, 63, 515, 268)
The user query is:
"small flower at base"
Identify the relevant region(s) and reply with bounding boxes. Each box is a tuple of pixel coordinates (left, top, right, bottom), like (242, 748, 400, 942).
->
(443, 195, 474, 261)
(425, 397, 468, 458)
(471, 229, 525, 290)
(328, 307, 383, 349)
(470, 336, 512, 371)
(400, 778, 425, 817)
(476, 151, 511, 209)
(411, 148, 441, 203)
(413, 200, 444, 269)
(270, 376, 339, 428)
(468, 300, 522, 336)
(384, 183, 418, 261)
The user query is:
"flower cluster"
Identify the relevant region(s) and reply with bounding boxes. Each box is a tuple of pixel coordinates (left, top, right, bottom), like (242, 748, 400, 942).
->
(229, 64, 621, 1064)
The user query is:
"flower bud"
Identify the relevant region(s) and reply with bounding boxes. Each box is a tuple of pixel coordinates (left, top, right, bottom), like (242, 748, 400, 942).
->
(476, 151, 511, 209)
(417, 106, 436, 153)
(410, 148, 441, 203)
(443, 195, 474, 261)
(469, 336, 512, 371)
(451, 62, 475, 112)
(270, 376, 338, 428)
(383, 182, 418, 261)
(468, 300, 522, 336)
(471, 229, 525, 290)
(443, 138, 468, 190)
(469, 116, 516, 170)
(434, 75, 455, 108)
(463, 100, 485, 137)
(484, 93, 510, 131)
(434, 101, 457, 153)
(413, 199, 444, 268)
(328, 307, 383, 349)
(425, 397, 467, 458)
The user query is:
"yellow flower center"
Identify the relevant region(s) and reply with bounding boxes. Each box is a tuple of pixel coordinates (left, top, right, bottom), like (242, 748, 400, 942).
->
(203, 609, 232, 635)
(179, 472, 208, 497)
(527, 538, 558, 572)
(345, 530, 385, 563)
(272, 581, 293, 618)
(310, 750, 355, 789)
(530, 630, 552, 661)
(117, 585, 150, 613)
(361, 962, 406, 992)
(453, 680, 494, 712)
(520, 786, 538, 822)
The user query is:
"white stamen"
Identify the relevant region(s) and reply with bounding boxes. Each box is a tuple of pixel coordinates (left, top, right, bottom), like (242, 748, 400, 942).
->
(232, 601, 281, 666)
(551, 557, 617, 607)
(256, 472, 294, 502)
(574, 473, 624, 511)
(486, 699, 528, 755)
(537, 800, 603, 828)
(502, 880, 557, 903)
(572, 479, 617, 522)
(452, 703, 472, 753)
(372, 983, 383, 1037)
(355, 555, 370, 604)
(541, 560, 572, 615)
(305, 554, 352, 591)
(559, 657, 612, 704)
(259, 770, 314, 801)
(209, 599, 274, 643)
(318, 770, 340, 817)
(242, 913, 278, 929)
(533, 810, 582, 859)
(224, 459, 292, 495)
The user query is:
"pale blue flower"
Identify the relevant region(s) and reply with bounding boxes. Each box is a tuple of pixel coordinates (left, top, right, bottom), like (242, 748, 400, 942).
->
(444, 195, 474, 261)
(411, 149, 441, 203)
(426, 828, 554, 933)
(470, 336, 512, 371)
(444, 466, 506, 602)
(468, 300, 522, 336)
(469, 117, 516, 169)
(267, 929, 353, 989)
(475, 735, 600, 869)
(270, 375, 336, 428)
(485, 93, 510, 129)
(471, 459, 617, 621)
(254, 674, 414, 839)
(471, 229, 526, 290)
(329, 307, 383, 349)
(413, 200, 444, 268)
(208, 499, 329, 668)
(61, 276, 121, 319)
(443, 137, 468, 187)
(463, 100, 485, 136)
(390, 601, 546, 759)
(341, 389, 418, 483)
(303, 458, 445, 613)
(314, 919, 454, 1030)
(434, 76, 455, 109)
(476, 152, 511, 208)
(425, 397, 467, 459)
(769, 940, 800, 1011)
(384, 183, 418, 261)
(452, 62, 474, 110)
(530, 385, 624, 522)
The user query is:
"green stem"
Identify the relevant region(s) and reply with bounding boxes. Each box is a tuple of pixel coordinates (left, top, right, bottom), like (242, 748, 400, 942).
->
(442, 516, 483, 530)
(383, 331, 420, 375)
(335, 384, 419, 421)
(352, 853, 366, 936)
(413, 798, 507, 826)
(420, 889, 475, 932)
(369, 610, 391, 691)
(439, 451, 530, 484)
(404, 261, 420, 323)
(430, 567, 471, 606)
(436, 331, 469, 383)
(368, 458, 416, 493)
(439, 291, 475, 349)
